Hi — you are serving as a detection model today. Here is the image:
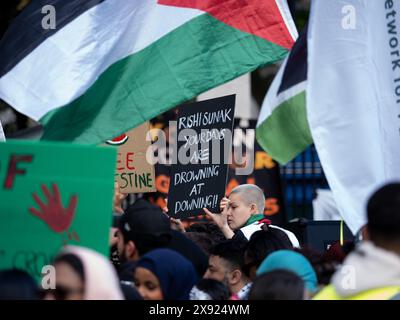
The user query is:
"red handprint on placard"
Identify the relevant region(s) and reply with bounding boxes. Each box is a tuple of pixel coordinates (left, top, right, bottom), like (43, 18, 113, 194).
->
(29, 183, 78, 233)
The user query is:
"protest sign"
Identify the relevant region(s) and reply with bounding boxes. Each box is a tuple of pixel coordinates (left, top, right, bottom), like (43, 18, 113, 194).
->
(106, 122, 156, 194)
(0, 140, 116, 280)
(167, 95, 235, 218)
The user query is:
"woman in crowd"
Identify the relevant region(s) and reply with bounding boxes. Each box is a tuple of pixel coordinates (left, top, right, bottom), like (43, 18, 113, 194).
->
(203, 184, 299, 247)
(134, 248, 198, 300)
(45, 246, 124, 300)
(256, 250, 318, 298)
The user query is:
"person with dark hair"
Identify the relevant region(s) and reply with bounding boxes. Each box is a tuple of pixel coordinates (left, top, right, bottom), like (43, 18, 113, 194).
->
(248, 270, 305, 300)
(134, 249, 197, 300)
(117, 199, 172, 263)
(314, 183, 400, 300)
(190, 278, 230, 300)
(203, 184, 299, 247)
(45, 246, 123, 300)
(116, 199, 172, 281)
(0, 269, 41, 300)
(244, 227, 293, 280)
(186, 221, 226, 244)
(204, 240, 250, 299)
(117, 199, 208, 280)
(185, 232, 215, 256)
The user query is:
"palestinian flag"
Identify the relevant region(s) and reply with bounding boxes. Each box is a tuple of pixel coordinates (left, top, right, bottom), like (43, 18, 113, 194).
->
(0, 0, 297, 144)
(256, 29, 311, 164)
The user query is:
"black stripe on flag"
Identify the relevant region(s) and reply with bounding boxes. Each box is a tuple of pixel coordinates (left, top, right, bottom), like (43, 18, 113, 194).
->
(0, 0, 105, 78)
(277, 27, 307, 94)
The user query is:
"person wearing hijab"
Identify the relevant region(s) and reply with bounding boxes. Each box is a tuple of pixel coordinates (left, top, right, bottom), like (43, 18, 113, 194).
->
(134, 248, 198, 300)
(256, 250, 318, 298)
(45, 246, 124, 300)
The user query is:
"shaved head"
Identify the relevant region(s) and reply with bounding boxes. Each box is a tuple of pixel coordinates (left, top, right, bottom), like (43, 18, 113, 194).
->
(230, 184, 265, 214)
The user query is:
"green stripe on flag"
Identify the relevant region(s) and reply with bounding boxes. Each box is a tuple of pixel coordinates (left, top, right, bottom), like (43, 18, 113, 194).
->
(256, 91, 312, 164)
(40, 13, 288, 144)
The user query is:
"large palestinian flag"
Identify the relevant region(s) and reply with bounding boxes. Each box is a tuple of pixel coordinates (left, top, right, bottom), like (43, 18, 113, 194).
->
(0, 0, 297, 144)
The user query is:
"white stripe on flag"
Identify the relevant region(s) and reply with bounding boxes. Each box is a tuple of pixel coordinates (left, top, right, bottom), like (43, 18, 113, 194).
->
(0, 120, 5, 141)
(0, 0, 202, 120)
(307, 0, 400, 234)
(275, 0, 298, 41)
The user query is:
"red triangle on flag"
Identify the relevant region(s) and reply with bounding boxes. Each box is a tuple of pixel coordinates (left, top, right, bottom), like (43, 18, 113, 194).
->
(158, 0, 295, 49)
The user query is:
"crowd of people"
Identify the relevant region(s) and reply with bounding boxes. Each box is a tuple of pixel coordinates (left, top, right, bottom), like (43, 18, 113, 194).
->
(1, 182, 400, 300)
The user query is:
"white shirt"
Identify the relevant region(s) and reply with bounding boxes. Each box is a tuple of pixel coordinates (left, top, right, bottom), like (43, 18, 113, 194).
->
(240, 221, 300, 248)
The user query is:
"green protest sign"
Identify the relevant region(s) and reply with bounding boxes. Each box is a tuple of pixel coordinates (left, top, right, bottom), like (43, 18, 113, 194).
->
(0, 140, 116, 280)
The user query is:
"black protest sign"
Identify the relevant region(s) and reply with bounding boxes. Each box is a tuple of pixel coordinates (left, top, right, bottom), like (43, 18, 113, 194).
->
(167, 95, 236, 218)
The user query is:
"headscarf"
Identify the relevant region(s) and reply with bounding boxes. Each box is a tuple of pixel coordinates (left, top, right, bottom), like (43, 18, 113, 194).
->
(136, 248, 198, 300)
(60, 246, 124, 300)
(256, 250, 318, 292)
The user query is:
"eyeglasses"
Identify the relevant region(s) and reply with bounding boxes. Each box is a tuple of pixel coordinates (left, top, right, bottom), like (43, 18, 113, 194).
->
(44, 285, 84, 300)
